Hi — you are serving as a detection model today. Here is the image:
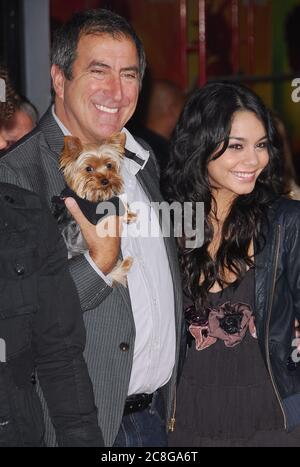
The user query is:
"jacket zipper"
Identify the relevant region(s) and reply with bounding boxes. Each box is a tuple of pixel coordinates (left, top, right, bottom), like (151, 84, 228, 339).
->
(265, 224, 287, 429)
(168, 386, 176, 431)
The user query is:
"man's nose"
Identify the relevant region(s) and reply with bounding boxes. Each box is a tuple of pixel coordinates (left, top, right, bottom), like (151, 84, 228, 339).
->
(107, 75, 123, 101)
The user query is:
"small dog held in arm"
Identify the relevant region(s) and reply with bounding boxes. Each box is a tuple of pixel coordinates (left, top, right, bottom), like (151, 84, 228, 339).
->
(52, 132, 136, 286)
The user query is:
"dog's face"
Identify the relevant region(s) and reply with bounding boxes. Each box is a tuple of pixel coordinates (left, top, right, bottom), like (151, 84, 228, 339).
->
(60, 133, 125, 202)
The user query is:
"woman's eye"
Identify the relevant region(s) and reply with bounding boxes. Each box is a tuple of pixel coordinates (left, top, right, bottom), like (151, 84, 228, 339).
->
(106, 163, 113, 169)
(229, 144, 242, 150)
(86, 166, 94, 172)
(257, 142, 267, 149)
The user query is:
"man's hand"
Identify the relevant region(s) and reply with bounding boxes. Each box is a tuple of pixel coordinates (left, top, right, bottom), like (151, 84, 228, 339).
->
(65, 197, 121, 274)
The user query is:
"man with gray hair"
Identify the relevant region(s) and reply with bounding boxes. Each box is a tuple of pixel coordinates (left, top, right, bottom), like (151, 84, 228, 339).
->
(0, 9, 184, 447)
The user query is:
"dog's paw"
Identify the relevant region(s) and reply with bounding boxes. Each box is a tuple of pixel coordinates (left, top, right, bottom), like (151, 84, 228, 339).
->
(109, 256, 133, 287)
(126, 210, 137, 224)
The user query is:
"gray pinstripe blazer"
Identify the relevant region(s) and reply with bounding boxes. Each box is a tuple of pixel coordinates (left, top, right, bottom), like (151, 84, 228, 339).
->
(0, 108, 183, 446)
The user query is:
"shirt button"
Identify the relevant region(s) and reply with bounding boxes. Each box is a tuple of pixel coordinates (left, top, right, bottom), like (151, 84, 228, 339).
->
(119, 342, 130, 352)
(15, 264, 25, 276)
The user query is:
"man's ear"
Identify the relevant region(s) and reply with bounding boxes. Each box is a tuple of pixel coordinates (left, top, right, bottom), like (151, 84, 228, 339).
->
(51, 64, 65, 100)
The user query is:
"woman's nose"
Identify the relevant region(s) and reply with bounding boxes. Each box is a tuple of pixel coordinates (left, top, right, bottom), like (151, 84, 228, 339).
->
(243, 147, 259, 166)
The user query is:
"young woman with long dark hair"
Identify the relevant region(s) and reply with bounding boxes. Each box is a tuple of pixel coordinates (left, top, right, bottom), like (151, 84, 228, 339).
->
(165, 81, 300, 446)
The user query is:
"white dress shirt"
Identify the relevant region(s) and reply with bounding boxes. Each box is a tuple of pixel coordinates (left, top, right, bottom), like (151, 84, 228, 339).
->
(52, 107, 176, 395)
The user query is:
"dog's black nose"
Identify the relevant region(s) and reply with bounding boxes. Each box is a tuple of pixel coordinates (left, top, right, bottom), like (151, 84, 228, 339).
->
(101, 179, 109, 186)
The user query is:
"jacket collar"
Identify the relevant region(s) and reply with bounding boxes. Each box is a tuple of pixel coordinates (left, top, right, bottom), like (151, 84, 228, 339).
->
(39, 106, 65, 157)
(254, 197, 282, 342)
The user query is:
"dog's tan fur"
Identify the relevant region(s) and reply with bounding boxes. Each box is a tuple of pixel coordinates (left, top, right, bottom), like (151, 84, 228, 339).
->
(59, 132, 136, 286)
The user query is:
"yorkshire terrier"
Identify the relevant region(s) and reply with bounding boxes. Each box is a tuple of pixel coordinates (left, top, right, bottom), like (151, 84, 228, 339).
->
(52, 132, 136, 286)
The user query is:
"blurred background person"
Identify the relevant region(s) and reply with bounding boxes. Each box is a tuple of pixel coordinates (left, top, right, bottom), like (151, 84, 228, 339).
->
(144, 80, 185, 141)
(0, 67, 37, 152)
(0, 66, 19, 151)
(285, 4, 300, 77)
(285, 4, 300, 186)
(129, 79, 185, 175)
(273, 112, 300, 200)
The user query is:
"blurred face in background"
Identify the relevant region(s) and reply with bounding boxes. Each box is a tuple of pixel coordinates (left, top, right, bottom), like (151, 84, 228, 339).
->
(0, 109, 35, 150)
(0, 133, 6, 150)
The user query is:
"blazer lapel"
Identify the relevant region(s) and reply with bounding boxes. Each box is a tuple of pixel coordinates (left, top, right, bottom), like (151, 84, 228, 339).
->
(39, 107, 65, 159)
(254, 201, 279, 350)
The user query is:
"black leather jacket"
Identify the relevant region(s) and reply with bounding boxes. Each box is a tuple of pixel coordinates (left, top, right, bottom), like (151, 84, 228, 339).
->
(254, 196, 300, 431)
(0, 183, 103, 446)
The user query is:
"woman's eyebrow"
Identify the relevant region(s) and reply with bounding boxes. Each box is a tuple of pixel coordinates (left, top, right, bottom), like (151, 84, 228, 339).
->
(228, 135, 268, 141)
(257, 135, 268, 141)
(228, 136, 245, 141)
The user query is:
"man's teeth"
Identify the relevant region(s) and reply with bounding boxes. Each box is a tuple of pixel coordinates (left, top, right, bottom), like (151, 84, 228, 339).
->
(95, 104, 118, 114)
(231, 171, 255, 178)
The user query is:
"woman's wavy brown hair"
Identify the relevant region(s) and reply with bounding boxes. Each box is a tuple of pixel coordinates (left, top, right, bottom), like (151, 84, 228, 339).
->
(163, 81, 284, 319)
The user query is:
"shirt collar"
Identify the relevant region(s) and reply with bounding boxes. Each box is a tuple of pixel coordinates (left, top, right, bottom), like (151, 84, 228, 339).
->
(122, 127, 149, 175)
(52, 105, 149, 176)
(52, 105, 71, 136)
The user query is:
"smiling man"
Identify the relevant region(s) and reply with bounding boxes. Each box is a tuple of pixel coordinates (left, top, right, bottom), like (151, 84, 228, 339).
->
(51, 33, 140, 143)
(0, 9, 183, 447)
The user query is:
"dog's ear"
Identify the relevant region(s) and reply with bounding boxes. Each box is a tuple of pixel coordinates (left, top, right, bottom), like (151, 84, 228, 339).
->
(108, 132, 126, 148)
(60, 136, 83, 172)
(62, 136, 83, 158)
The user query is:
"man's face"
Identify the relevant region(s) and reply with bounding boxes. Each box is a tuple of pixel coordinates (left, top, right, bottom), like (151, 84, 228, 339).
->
(52, 33, 140, 144)
(0, 110, 35, 149)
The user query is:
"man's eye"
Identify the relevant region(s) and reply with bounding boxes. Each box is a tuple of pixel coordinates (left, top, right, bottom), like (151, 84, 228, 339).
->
(86, 166, 94, 172)
(106, 163, 113, 169)
(122, 73, 138, 80)
(91, 69, 105, 76)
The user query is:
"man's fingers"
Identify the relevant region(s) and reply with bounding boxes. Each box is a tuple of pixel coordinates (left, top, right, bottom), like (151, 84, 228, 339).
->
(64, 197, 92, 230)
(65, 197, 122, 238)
